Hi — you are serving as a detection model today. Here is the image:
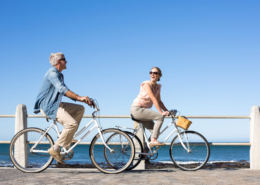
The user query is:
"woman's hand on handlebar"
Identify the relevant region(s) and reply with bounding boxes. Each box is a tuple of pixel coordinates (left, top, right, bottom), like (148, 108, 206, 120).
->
(161, 111, 170, 116)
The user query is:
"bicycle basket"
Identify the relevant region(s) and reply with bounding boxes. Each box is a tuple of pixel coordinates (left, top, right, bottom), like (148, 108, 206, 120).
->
(176, 116, 192, 130)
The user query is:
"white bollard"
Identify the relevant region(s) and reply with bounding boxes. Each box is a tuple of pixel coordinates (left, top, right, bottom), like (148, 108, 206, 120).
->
(15, 104, 28, 168)
(250, 105, 260, 169)
(133, 121, 145, 170)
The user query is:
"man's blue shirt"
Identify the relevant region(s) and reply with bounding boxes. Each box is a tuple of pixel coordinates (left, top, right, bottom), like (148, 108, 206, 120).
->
(34, 67, 72, 119)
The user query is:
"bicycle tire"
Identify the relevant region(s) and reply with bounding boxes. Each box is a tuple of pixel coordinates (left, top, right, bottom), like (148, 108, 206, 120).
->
(124, 131, 143, 171)
(169, 130, 210, 171)
(106, 131, 143, 171)
(89, 129, 135, 174)
(9, 127, 54, 173)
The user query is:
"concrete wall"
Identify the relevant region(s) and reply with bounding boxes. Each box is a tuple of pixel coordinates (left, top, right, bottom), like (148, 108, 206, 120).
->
(14, 104, 28, 168)
(133, 121, 145, 169)
(250, 105, 260, 169)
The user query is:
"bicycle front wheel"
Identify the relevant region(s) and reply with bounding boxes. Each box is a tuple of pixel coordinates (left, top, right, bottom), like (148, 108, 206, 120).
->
(89, 129, 135, 174)
(9, 128, 54, 173)
(170, 131, 210, 171)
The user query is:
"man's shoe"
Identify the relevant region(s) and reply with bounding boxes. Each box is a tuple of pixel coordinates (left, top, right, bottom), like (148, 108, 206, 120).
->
(149, 142, 166, 148)
(47, 148, 65, 165)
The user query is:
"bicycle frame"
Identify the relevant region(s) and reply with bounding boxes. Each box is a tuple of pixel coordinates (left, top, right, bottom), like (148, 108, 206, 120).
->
(30, 102, 114, 154)
(116, 116, 191, 156)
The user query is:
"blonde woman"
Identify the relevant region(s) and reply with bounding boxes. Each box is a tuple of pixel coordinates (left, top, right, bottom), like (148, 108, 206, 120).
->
(130, 67, 169, 147)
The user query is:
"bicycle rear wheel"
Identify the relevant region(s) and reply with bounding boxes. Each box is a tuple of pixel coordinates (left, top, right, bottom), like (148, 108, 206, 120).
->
(89, 129, 135, 174)
(106, 131, 143, 171)
(124, 131, 143, 171)
(170, 131, 210, 171)
(9, 128, 54, 173)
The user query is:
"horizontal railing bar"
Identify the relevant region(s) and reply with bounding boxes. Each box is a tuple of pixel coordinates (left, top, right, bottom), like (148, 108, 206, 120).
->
(187, 116, 250, 119)
(0, 115, 15, 118)
(0, 141, 251, 145)
(0, 115, 251, 119)
(0, 141, 127, 145)
(209, 143, 251, 146)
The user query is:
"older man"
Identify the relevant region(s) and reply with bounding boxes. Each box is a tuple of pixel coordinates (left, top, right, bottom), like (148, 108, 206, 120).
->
(34, 52, 92, 164)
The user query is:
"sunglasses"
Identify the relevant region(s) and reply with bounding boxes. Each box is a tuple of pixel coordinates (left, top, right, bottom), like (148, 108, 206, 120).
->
(150, 71, 159, 75)
(59, 58, 66, 61)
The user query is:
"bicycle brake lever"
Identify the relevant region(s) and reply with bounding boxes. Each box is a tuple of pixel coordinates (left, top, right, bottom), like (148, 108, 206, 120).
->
(173, 109, 177, 116)
(169, 109, 177, 116)
(90, 98, 96, 109)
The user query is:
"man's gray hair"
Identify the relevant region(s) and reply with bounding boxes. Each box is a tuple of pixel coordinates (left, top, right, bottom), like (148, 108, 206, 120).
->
(49, 52, 64, 66)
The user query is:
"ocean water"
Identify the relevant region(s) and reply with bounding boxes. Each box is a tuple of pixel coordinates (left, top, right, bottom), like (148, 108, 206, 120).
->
(0, 144, 249, 167)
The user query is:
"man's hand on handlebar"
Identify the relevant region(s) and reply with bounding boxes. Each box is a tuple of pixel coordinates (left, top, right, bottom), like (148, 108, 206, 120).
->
(81, 96, 94, 108)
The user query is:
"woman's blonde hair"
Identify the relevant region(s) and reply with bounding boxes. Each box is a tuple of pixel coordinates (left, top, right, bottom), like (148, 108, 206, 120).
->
(49, 52, 64, 66)
(151, 67, 162, 81)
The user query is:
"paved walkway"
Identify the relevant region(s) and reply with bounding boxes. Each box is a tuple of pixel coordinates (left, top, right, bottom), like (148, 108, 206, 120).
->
(0, 167, 260, 185)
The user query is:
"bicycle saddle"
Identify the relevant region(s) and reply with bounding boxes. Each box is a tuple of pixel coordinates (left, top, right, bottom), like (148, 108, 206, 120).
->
(130, 114, 140, 122)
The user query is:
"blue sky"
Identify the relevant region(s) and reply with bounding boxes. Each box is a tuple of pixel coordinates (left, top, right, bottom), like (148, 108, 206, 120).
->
(0, 0, 259, 142)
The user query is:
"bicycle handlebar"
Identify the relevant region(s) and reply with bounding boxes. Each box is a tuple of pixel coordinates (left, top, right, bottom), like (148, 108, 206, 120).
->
(169, 109, 177, 117)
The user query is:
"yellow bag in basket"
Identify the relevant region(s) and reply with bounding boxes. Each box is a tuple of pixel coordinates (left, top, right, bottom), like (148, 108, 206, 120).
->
(176, 116, 192, 130)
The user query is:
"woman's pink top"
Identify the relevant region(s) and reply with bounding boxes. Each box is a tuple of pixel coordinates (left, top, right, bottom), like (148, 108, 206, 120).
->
(132, 80, 162, 108)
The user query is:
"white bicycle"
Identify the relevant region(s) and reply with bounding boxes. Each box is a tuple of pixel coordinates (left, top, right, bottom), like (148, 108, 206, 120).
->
(9, 99, 135, 174)
(116, 110, 210, 171)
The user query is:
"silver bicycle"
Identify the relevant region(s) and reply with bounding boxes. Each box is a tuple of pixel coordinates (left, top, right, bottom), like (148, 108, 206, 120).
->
(9, 99, 135, 174)
(116, 110, 210, 171)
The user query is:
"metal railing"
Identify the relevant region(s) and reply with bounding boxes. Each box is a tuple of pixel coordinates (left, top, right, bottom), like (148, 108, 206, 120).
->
(0, 114, 252, 169)
(0, 115, 251, 145)
(0, 115, 251, 119)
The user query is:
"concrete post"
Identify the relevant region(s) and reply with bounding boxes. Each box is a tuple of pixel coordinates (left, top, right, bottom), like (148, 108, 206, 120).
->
(133, 121, 145, 169)
(15, 104, 28, 168)
(250, 105, 260, 169)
